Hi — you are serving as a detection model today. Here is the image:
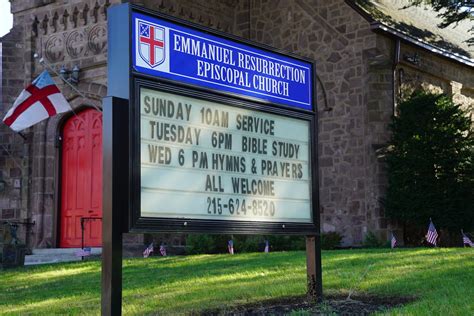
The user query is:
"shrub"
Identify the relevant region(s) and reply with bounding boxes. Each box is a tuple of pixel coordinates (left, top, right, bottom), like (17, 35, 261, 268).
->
(384, 92, 474, 242)
(185, 232, 344, 254)
(320, 232, 343, 250)
(264, 235, 303, 251)
(185, 234, 230, 254)
(233, 235, 262, 252)
(186, 234, 308, 254)
(362, 231, 384, 248)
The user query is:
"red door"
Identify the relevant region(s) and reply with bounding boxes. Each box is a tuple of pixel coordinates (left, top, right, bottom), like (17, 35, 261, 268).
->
(60, 109, 102, 248)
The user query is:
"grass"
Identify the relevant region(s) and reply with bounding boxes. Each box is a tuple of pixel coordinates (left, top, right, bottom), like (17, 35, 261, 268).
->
(0, 248, 473, 315)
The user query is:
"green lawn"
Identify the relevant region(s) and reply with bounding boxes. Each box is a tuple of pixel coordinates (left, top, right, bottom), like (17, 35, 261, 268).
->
(0, 248, 473, 315)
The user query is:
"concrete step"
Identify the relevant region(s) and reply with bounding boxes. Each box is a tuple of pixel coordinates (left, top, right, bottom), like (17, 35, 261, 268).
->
(24, 248, 102, 266)
(31, 247, 102, 255)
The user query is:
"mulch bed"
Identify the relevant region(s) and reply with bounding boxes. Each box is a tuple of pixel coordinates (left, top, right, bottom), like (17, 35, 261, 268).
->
(199, 294, 416, 315)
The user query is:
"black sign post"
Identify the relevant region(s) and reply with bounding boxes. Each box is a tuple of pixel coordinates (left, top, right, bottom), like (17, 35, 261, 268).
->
(103, 3, 322, 315)
(101, 97, 128, 315)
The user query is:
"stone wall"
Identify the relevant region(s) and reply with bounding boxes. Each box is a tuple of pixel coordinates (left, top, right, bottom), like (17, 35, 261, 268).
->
(1, 0, 472, 249)
(396, 42, 474, 109)
(6, 0, 114, 248)
(247, 0, 394, 245)
(0, 0, 245, 249)
(364, 35, 396, 241)
(135, 0, 239, 33)
(0, 8, 31, 248)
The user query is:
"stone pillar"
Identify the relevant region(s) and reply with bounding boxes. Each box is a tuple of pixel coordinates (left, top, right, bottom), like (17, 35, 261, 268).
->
(0, 21, 30, 248)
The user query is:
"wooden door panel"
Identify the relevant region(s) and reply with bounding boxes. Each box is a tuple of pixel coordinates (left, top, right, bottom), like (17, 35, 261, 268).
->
(60, 109, 103, 248)
(90, 114, 102, 212)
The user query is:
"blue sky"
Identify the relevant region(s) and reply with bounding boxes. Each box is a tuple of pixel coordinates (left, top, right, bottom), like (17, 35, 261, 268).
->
(0, 1, 13, 37)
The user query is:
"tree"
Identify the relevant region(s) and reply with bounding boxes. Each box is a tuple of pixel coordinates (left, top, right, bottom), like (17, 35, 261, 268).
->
(384, 92, 474, 243)
(410, 0, 474, 45)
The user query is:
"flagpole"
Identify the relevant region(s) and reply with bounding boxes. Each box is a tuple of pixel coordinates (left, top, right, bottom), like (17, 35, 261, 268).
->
(34, 53, 103, 113)
(33, 55, 87, 125)
(17, 132, 27, 141)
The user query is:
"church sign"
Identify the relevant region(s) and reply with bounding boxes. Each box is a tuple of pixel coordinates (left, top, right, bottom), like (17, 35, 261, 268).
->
(107, 4, 318, 235)
(104, 4, 321, 313)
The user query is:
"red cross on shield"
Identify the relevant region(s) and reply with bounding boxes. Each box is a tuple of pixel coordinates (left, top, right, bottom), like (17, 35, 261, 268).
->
(138, 22, 165, 68)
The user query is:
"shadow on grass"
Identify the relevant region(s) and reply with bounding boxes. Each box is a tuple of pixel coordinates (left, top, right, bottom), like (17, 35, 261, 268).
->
(0, 252, 305, 313)
(0, 248, 472, 314)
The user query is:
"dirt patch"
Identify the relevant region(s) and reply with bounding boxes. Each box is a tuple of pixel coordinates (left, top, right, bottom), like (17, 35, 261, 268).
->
(200, 294, 415, 315)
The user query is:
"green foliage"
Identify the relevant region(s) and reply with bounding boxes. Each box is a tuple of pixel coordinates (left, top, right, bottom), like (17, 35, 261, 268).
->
(385, 92, 474, 238)
(185, 234, 306, 254)
(186, 233, 343, 254)
(320, 232, 343, 250)
(185, 234, 230, 254)
(266, 235, 305, 251)
(234, 235, 263, 253)
(362, 232, 384, 248)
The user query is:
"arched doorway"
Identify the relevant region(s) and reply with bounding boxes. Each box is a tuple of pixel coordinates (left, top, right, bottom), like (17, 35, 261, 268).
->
(59, 108, 102, 248)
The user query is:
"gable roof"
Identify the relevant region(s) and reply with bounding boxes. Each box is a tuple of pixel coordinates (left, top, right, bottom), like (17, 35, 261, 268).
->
(350, 0, 474, 67)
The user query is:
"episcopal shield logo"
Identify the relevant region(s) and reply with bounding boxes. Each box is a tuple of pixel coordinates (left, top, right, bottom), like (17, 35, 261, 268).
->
(138, 21, 165, 68)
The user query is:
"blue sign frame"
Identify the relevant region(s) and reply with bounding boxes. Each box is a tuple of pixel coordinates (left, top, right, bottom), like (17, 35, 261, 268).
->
(131, 12, 314, 110)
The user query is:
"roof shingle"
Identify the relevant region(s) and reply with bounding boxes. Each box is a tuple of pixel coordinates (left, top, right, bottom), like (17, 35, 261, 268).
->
(353, 0, 473, 64)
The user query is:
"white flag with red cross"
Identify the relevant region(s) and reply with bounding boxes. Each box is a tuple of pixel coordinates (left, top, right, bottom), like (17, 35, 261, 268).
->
(3, 70, 71, 132)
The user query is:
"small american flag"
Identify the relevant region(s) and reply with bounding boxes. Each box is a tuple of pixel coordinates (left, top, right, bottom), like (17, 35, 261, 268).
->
(264, 240, 270, 253)
(160, 244, 167, 256)
(391, 233, 397, 249)
(228, 240, 234, 255)
(143, 243, 154, 258)
(75, 247, 91, 257)
(425, 220, 438, 246)
(462, 232, 474, 247)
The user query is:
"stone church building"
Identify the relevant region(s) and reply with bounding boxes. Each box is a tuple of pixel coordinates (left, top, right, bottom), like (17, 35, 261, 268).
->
(1, 0, 472, 252)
